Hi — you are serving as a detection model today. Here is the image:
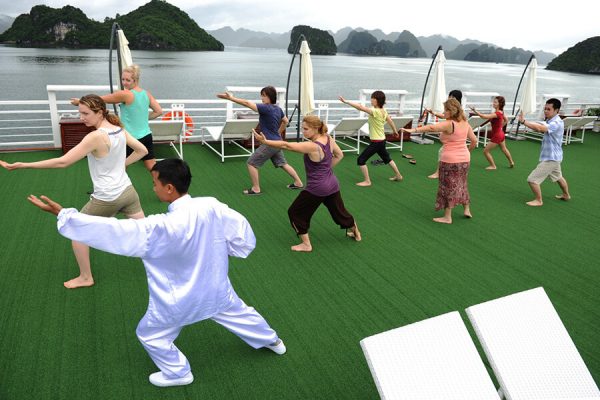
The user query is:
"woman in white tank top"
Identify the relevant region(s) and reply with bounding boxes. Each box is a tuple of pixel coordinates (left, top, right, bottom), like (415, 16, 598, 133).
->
(0, 95, 148, 289)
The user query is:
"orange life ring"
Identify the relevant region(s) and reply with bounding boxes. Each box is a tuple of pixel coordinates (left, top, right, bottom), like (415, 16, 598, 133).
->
(162, 111, 194, 137)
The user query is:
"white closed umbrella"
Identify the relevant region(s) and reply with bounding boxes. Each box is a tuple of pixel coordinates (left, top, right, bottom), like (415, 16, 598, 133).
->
(299, 40, 315, 116)
(425, 49, 447, 114)
(117, 29, 133, 71)
(519, 57, 537, 115)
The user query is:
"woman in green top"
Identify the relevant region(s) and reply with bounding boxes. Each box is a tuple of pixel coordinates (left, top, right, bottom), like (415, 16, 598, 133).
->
(339, 91, 403, 186)
(71, 65, 162, 171)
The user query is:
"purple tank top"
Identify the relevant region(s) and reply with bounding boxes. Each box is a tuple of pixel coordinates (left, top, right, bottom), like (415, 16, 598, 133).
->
(304, 137, 340, 197)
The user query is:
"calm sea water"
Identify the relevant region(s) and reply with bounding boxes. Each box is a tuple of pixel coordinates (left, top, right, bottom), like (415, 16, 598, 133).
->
(1, 44, 600, 105)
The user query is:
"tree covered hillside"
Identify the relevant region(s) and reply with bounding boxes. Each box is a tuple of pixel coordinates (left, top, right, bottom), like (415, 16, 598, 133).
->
(0, 0, 223, 51)
(547, 37, 600, 74)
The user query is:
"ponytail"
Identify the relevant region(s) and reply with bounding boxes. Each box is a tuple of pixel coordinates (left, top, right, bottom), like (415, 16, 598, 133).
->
(106, 113, 123, 128)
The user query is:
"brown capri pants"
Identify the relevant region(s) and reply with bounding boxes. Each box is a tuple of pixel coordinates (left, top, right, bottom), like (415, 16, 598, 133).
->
(80, 185, 143, 217)
(288, 190, 355, 235)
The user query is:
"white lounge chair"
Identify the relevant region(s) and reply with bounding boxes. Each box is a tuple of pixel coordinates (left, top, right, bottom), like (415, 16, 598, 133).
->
(467, 116, 489, 147)
(358, 115, 413, 152)
(466, 287, 600, 400)
(149, 120, 186, 159)
(360, 312, 501, 400)
(521, 116, 579, 145)
(203, 119, 258, 162)
(566, 116, 596, 144)
(328, 117, 368, 153)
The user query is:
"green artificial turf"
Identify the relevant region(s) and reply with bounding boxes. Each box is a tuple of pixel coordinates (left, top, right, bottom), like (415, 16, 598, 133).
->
(1, 133, 599, 399)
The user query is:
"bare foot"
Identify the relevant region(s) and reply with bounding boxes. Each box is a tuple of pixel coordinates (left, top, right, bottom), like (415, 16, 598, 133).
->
(291, 243, 312, 252)
(356, 181, 371, 187)
(427, 173, 439, 179)
(526, 200, 543, 207)
(346, 224, 362, 242)
(555, 194, 571, 201)
(464, 211, 473, 218)
(389, 175, 403, 182)
(485, 166, 497, 170)
(64, 276, 94, 289)
(509, 162, 515, 168)
(433, 217, 452, 224)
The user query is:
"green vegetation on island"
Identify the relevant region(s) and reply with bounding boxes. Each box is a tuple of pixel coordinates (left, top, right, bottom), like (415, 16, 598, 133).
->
(0, 0, 223, 51)
(546, 36, 600, 74)
(288, 25, 336, 55)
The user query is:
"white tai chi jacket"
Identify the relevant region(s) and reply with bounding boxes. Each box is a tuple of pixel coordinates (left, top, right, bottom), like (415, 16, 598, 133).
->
(56, 195, 256, 327)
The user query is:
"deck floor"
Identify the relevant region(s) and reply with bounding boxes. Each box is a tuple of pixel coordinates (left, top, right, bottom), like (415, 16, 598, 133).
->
(1, 133, 599, 399)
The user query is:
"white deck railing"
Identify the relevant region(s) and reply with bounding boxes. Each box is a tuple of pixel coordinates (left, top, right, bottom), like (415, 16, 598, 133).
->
(0, 85, 596, 151)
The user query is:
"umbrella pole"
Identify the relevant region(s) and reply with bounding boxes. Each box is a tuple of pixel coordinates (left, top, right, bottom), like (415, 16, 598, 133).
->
(285, 34, 306, 141)
(508, 54, 535, 140)
(108, 22, 119, 114)
(419, 45, 442, 124)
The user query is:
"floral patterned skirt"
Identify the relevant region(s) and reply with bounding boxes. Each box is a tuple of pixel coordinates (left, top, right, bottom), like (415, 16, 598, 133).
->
(435, 161, 470, 210)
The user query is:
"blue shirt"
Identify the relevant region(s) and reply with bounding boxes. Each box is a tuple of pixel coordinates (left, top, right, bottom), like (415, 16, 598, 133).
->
(539, 114, 564, 162)
(257, 103, 284, 140)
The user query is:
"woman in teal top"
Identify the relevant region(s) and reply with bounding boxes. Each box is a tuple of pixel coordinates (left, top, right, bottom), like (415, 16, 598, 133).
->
(71, 65, 162, 171)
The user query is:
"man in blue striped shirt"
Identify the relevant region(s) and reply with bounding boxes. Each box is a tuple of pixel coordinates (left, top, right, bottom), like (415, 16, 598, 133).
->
(519, 98, 571, 206)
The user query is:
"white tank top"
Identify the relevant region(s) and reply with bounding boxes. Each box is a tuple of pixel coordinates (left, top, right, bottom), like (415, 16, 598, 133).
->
(87, 127, 132, 201)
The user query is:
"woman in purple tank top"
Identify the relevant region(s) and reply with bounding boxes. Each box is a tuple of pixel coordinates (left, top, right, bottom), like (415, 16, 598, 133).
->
(254, 115, 360, 252)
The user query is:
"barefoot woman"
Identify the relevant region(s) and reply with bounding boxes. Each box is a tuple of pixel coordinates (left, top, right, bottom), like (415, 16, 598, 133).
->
(402, 99, 477, 224)
(1, 95, 148, 287)
(254, 115, 360, 251)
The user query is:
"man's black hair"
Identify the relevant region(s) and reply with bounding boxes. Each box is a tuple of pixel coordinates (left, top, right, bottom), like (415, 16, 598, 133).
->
(546, 98, 561, 110)
(151, 158, 192, 194)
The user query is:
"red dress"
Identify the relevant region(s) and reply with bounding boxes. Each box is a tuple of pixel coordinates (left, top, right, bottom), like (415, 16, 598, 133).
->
(490, 111, 505, 143)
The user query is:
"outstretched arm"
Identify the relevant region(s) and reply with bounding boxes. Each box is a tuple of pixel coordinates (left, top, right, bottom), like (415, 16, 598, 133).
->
(253, 130, 316, 154)
(425, 108, 445, 119)
(519, 112, 548, 133)
(400, 120, 453, 135)
(469, 106, 497, 120)
(0, 132, 98, 170)
(217, 92, 258, 112)
(339, 96, 372, 115)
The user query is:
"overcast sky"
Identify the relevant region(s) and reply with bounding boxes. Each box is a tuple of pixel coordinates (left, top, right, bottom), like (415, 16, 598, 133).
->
(1, 0, 597, 54)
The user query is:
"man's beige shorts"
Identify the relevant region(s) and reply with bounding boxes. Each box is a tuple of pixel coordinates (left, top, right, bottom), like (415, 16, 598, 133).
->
(81, 185, 143, 217)
(527, 161, 562, 185)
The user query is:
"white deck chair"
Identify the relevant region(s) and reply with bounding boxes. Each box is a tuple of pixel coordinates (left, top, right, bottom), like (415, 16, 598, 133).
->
(328, 117, 368, 153)
(521, 117, 579, 145)
(467, 116, 489, 147)
(203, 119, 258, 162)
(149, 103, 188, 159)
(567, 116, 596, 144)
(358, 115, 413, 152)
(360, 312, 501, 400)
(148, 120, 185, 159)
(466, 287, 600, 400)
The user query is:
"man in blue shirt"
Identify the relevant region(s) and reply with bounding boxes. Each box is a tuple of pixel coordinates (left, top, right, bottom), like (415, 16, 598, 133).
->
(519, 98, 571, 206)
(218, 87, 303, 195)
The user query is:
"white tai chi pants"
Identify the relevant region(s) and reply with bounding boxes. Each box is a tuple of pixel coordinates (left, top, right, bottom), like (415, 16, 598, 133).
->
(135, 290, 279, 378)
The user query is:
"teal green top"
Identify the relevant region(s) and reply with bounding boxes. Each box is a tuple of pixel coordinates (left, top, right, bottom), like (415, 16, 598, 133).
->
(120, 89, 150, 139)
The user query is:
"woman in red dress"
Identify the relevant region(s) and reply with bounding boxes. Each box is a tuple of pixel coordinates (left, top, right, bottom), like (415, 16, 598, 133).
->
(470, 96, 515, 170)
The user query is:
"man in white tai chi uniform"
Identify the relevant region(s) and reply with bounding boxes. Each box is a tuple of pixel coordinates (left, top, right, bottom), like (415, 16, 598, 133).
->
(28, 158, 286, 387)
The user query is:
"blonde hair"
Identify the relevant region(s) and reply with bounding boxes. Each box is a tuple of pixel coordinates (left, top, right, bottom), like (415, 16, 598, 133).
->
(79, 94, 123, 127)
(303, 115, 328, 135)
(122, 64, 141, 83)
(443, 98, 466, 122)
